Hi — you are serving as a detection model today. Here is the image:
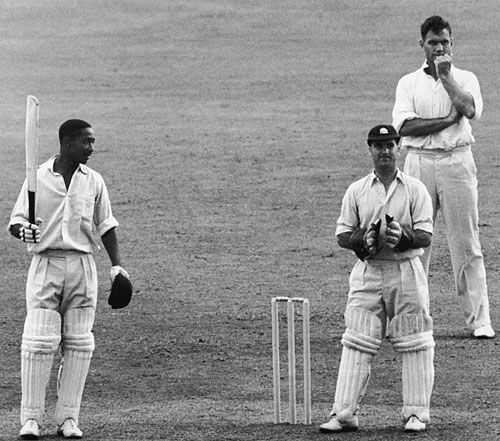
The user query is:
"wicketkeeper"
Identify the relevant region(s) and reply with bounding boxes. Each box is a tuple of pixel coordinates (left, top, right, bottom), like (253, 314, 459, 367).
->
(320, 124, 435, 433)
(9, 119, 132, 439)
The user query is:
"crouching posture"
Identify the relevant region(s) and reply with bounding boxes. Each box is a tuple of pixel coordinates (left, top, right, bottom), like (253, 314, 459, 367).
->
(320, 125, 435, 433)
(9, 119, 130, 439)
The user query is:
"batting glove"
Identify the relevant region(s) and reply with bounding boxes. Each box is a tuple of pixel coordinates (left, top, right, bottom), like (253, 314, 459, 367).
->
(20, 220, 41, 243)
(110, 265, 130, 282)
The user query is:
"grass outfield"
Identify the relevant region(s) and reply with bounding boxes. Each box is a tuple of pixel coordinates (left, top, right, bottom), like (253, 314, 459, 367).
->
(0, 1, 499, 440)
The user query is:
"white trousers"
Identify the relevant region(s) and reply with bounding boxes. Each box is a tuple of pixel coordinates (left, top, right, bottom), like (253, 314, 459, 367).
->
(346, 257, 431, 335)
(21, 251, 97, 425)
(332, 258, 434, 422)
(26, 251, 98, 311)
(404, 148, 491, 330)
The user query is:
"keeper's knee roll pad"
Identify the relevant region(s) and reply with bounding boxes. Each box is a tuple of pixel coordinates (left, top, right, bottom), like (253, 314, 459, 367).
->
(342, 307, 383, 353)
(388, 314, 435, 352)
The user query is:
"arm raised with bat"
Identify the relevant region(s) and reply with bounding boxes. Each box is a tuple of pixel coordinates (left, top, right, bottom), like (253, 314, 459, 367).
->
(10, 220, 41, 242)
(9, 96, 42, 243)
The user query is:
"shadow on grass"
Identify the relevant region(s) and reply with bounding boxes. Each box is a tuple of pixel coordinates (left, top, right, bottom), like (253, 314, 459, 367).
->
(168, 421, 456, 441)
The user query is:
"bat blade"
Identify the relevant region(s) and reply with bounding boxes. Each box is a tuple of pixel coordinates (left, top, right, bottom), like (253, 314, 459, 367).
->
(25, 95, 39, 224)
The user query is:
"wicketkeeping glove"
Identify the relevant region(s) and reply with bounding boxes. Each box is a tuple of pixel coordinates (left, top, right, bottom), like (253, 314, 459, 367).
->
(350, 219, 381, 260)
(385, 214, 415, 252)
(364, 219, 382, 256)
(350, 228, 368, 260)
(108, 266, 133, 309)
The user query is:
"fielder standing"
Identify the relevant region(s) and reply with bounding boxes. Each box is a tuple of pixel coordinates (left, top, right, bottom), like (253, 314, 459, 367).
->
(9, 119, 130, 439)
(392, 16, 494, 338)
(320, 125, 435, 433)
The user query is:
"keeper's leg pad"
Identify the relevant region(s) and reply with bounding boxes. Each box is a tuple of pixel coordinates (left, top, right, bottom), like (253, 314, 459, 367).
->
(55, 308, 95, 425)
(20, 308, 62, 424)
(331, 307, 382, 421)
(388, 314, 435, 423)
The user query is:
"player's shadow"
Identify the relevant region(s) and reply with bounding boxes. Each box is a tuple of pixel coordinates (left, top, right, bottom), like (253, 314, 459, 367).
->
(433, 332, 483, 341)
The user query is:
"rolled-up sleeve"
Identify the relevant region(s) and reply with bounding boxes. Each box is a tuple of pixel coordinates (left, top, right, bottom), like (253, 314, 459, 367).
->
(464, 72, 483, 120)
(94, 179, 119, 237)
(411, 181, 433, 234)
(336, 185, 358, 236)
(392, 75, 419, 133)
(8, 179, 29, 229)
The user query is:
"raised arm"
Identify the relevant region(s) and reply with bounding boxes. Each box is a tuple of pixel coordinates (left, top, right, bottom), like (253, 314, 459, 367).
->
(436, 55, 476, 119)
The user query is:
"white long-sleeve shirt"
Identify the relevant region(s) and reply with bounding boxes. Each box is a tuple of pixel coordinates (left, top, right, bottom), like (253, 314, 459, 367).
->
(392, 62, 483, 151)
(9, 155, 118, 254)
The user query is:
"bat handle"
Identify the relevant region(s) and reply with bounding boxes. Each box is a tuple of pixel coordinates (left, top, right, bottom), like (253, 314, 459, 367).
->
(28, 190, 36, 225)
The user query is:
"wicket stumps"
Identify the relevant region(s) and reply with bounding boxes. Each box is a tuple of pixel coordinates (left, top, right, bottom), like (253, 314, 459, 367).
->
(271, 297, 311, 425)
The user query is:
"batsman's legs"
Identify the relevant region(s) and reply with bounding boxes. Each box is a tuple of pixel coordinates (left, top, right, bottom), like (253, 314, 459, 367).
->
(320, 307, 382, 432)
(21, 308, 62, 424)
(389, 313, 435, 425)
(55, 307, 95, 426)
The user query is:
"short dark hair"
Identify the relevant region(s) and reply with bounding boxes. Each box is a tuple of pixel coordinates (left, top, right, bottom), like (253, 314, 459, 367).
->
(421, 16, 451, 40)
(58, 119, 92, 142)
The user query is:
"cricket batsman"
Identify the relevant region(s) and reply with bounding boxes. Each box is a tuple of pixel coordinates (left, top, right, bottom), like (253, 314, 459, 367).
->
(9, 119, 131, 439)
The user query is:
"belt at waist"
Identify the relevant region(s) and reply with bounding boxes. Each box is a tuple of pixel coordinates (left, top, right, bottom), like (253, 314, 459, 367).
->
(406, 144, 471, 155)
(37, 249, 90, 257)
(367, 255, 419, 263)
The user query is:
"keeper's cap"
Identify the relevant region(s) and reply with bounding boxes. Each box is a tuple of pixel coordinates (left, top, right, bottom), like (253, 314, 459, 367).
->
(367, 124, 400, 145)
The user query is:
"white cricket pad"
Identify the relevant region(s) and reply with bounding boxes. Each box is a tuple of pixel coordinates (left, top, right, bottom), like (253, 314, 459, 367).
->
(20, 308, 62, 424)
(331, 307, 382, 421)
(55, 308, 95, 425)
(388, 314, 435, 423)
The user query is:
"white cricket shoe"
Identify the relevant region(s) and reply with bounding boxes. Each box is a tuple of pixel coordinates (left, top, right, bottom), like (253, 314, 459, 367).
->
(57, 419, 83, 439)
(20, 419, 40, 440)
(319, 414, 359, 432)
(405, 415, 426, 432)
(473, 324, 495, 339)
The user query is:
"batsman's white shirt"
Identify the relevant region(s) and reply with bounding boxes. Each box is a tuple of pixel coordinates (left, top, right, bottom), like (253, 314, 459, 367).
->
(9, 155, 118, 253)
(336, 169, 433, 260)
(392, 62, 483, 151)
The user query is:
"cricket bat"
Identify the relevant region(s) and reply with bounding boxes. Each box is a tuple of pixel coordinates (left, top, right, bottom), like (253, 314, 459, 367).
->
(25, 95, 39, 225)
